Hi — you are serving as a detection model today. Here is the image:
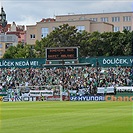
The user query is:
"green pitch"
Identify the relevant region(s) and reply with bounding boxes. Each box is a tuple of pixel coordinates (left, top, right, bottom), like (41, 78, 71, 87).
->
(0, 101, 133, 133)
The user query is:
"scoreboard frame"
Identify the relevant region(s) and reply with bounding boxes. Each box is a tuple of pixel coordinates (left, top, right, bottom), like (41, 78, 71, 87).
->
(46, 47, 78, 61)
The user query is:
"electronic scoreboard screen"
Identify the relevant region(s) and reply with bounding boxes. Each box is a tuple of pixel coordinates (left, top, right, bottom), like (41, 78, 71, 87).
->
(46, 47, 78, 61)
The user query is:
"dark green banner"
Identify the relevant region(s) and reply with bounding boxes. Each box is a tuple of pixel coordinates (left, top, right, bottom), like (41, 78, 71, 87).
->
(79, 56, 133, 67)
(0, 56, 133, 68)
(0, 58, 46, 68)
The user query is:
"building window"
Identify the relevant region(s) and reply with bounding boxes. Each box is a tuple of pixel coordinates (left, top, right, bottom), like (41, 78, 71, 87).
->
(123, 26, 131, 31)
(123, 16, 131, 22)
(68, 19, 74, 21)
(0, 44, 2, 48)
(101, 17, 108, 22)
(52, 27, 56, 30)
(7, 36, 12, 41)
(5, 43, 13, 49)
(41, 27, 49, 38)
(79, 17, 86, 20)
(30, 34, 35, 39)
(76, 26, 85, 32)
(114, 27, 120, 32)
(0, 51, 2, 56)
(112, 17, 120, 22)
(89, 18, 97, 22)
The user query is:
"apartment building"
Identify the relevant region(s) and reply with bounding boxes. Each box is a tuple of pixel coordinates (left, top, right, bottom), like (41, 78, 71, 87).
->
(26, 18, 113, 45)
(0, 34, 18, 58)
(26, 11, 133, 45)
(56, 11, 133, 32)
(6, 22, 26, 44)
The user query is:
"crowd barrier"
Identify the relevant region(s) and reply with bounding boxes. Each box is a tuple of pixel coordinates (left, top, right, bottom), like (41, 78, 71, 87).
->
(1, 86, 133, 102)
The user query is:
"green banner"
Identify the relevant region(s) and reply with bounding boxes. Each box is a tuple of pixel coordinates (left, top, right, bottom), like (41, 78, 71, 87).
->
(0, 56, 132, 68)
(0, 58, 46, 68)
(79, 56, 133, 67)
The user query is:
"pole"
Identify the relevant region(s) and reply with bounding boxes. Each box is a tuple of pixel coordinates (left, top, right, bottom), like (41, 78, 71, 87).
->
(96, 58, 99, 88)
(131, 31, 133, 86)
(62, 60, 65, 91)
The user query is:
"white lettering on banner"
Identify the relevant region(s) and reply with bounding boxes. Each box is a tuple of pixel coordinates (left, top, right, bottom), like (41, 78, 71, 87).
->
(90, 96, 95, 101)
(99, 96, 104, 101)
(22, 93, 30, 97)
(97, 87, 105, 93)
(107, 87, 114, 93)
(0, 60, 39, 67)
(130, 59, 133, 64)
(30, 91, 41, 97)
(41, 90, 53, 96)
(116, 86, 133, 92)
(30, 61, 39, 66)
(0, 61, 15, 67)
(97, 87, 114, 94)
(15, 61, 29, 66)
(78, 96, 83, 101)
(72, 96, 77, 101)
(2, 96, 36, 102)
(30, 90, 53, 97)
(103, 58, 128, 65)
(70, 96, 105, 101)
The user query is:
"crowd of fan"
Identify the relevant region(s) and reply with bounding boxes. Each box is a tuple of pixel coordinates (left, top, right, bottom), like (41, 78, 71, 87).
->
(0, 66, 132, 93)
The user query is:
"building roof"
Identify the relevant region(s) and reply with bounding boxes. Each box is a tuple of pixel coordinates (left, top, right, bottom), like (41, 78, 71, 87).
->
(56, 11, 133, 17)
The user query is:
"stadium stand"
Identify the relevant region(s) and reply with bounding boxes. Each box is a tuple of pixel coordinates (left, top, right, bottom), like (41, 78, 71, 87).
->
(0, 66, 132, 94)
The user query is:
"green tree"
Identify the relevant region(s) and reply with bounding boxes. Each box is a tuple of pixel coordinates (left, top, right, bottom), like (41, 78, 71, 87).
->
(3, 24, 132, 59)
(23, 45, 36, 58)
(3, 44, 36, 59)
(46, 24, 78, 47)
(34, 24, 80, 58)
(101, 30, 132, 56)
(120, 30, 132, 56)
(3, 46, 17, 59)
(34, 39, 46, 58)
(76, 31, 91, 57)
(88, 31, 103, 56)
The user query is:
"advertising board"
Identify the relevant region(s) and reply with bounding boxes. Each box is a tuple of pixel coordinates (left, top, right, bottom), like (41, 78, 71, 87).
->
(2, 96, 37, 102)
(105, 95, 133, 101)
(70, 96, 105, 101)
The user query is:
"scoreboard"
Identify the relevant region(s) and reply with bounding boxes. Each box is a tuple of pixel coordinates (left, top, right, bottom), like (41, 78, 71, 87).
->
(46, 47, 78, 61)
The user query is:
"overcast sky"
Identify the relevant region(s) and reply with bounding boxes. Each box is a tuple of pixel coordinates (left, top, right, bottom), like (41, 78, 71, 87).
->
(1, 0, 133, 26)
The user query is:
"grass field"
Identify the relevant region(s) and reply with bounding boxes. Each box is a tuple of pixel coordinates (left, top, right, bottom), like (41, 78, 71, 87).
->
(0, 101, 133, 133)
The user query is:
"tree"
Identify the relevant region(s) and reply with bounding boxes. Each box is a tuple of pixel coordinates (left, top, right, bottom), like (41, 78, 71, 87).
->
(120, 30, 132, 56)
(34, 39, 46, 58)
(46, 24, 78, 47)
(24, 45, 36, 58)
(3, 46, 17, 59)
(87, 31, 103, 56)
(3, 24, 133, 59)
(76, 31, 91, 57)
(35, 24, 80, 58)
(2, 44, 36, 59)
(101, 30, 132, 56)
